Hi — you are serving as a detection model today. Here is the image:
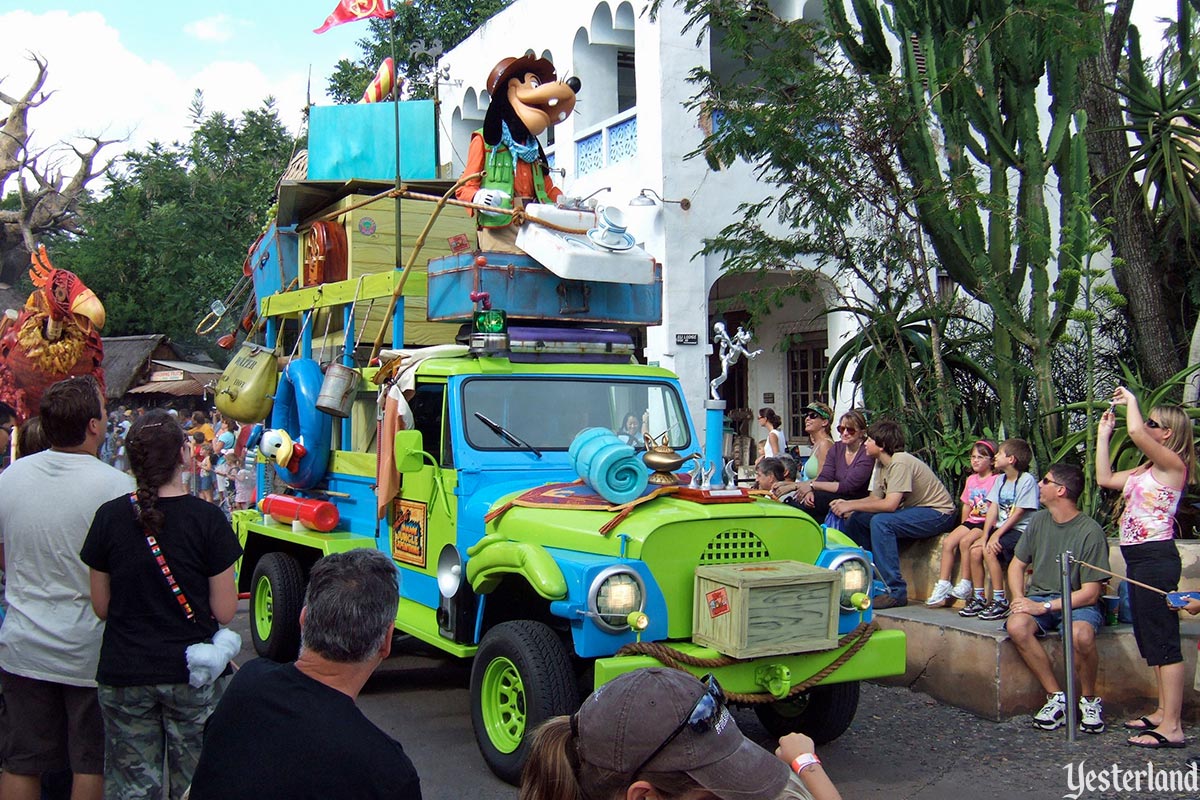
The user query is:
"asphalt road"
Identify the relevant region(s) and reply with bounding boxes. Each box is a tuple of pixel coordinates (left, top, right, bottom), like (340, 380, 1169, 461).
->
(229, 602, 1198, 800)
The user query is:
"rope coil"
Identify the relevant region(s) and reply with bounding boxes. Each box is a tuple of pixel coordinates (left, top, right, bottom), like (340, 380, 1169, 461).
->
(614, 621, 879, 704)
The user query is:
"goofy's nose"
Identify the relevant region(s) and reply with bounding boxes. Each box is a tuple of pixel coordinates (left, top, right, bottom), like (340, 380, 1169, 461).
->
(566, 76, 581, 94)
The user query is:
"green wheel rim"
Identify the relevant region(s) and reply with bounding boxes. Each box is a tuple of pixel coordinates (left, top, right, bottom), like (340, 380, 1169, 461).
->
(253, 574, 274, 642)
(480, 656, 526, 754)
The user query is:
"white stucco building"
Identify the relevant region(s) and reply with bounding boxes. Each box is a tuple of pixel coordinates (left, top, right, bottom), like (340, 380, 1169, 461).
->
(437, 0, 862, 449)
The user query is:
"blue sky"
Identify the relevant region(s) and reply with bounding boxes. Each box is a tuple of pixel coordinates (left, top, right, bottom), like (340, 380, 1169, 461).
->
(0, 2, 377, 162)
(0, 1, 1175, 181)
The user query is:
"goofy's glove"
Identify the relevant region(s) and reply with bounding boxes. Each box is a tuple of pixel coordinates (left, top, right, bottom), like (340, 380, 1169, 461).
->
(472, 188, 511, 208)
(186, 628, 242, 688)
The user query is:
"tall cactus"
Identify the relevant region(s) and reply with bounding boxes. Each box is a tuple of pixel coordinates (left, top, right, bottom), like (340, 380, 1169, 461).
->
(826, 0, 1098, 451)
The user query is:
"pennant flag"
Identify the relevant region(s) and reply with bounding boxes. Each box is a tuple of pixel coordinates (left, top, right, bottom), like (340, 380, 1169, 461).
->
(314, 0, 395, 34)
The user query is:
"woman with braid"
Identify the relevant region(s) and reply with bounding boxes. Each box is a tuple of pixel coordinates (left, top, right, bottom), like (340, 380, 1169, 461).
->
(80, 410, 242, 799)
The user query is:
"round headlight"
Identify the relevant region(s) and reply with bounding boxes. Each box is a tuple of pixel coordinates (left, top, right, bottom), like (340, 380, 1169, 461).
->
(830, 555, 871, 611)
(588, 567, 646, 632)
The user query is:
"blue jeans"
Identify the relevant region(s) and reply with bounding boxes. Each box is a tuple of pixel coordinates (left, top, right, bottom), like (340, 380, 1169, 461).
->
(844, 507, 957, 598)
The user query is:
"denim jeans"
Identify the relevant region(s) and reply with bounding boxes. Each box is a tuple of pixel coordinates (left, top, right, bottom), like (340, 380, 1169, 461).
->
(844, 506, 957, 598)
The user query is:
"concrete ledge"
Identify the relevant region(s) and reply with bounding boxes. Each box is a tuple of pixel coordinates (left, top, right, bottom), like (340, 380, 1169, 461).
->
(873, 604, 1200, 722)
(900, 537, 1200, 602)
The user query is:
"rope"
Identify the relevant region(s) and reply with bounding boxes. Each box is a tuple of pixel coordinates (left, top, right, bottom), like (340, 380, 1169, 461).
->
(1071, 557, 1169, 597)
(614, 621, 879, 704)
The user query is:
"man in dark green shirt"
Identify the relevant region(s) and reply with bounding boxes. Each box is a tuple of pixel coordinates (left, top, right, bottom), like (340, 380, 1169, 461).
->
(1005, 462, 1109, 734)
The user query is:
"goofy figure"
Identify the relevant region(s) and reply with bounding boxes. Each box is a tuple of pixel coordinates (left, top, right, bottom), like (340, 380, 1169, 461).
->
(457, 55, 581, 252)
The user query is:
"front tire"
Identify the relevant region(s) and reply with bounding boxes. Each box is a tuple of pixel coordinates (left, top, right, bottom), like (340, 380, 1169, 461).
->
(753, 682, 860, 744)
(469, 621, 576, 785)
(250, 552, 305, 661)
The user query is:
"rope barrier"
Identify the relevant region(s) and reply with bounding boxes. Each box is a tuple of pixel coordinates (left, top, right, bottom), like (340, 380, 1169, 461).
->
(614, 621, 878, 704)
(1071, 557, 1169, 596)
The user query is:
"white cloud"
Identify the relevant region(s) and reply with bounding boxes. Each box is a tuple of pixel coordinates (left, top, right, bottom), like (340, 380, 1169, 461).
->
(184, 14, 241, 44)
(0, 9, 308, 190)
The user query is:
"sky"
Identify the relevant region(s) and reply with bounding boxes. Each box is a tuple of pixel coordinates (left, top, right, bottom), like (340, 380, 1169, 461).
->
(0, 1, 1179, 183)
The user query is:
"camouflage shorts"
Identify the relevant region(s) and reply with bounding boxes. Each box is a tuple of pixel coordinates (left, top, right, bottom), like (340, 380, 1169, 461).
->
(97, 681, 220, 800)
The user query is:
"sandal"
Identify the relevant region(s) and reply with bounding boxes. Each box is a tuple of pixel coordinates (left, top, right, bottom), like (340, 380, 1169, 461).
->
(1123, 716, 1156, 731)
(1127, 730, 1186, 749)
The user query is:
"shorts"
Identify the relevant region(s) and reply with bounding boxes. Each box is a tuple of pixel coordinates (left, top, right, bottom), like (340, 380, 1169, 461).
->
(1122, 540, 1182, 666)
(1006, 594, 1104, 637)
(198, 472, 214, 492)
(0, 668, 104, 775)
(962, 520, 985, 530)
(995, 527, 1023, 566)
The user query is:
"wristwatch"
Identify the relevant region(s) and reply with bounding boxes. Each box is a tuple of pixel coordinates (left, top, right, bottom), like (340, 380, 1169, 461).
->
(1043, 601, 1053, 612)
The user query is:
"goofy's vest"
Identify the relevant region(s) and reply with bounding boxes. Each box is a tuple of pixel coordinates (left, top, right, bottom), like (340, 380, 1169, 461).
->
(476, 128, 552, 228)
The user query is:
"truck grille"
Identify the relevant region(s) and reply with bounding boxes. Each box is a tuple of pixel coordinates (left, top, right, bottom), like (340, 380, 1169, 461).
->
(699, 528, 771, 565)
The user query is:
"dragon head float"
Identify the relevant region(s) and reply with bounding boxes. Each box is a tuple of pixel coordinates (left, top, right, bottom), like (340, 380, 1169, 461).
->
(0, 246, 106, 420)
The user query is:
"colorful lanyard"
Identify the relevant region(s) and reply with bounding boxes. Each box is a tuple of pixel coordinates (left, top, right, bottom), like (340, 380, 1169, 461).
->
(129, 494, 195, 622)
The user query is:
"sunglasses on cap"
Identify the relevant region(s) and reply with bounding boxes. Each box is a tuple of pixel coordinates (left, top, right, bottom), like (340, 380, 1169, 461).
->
(630, 673, 727, 779)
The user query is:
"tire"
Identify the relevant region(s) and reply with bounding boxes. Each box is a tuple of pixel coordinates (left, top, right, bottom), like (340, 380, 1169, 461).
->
(469, 621, 576, 785)
(753, 682, 860, 744)
(250, 552, 305, 662)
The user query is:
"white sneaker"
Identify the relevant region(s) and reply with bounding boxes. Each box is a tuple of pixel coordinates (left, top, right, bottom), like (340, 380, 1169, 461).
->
(1033, 692, 1067, 730)
(950, 579, 973, 601)
(1078, 696, 1105, 733)
(925, 580, 954, 606)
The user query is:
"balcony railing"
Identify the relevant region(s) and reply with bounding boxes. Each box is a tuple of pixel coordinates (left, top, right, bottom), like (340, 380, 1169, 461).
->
(574, 109, 638, 177)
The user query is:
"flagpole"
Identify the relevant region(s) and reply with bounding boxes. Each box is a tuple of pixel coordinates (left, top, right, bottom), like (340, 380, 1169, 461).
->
(388, 1, 404, 348)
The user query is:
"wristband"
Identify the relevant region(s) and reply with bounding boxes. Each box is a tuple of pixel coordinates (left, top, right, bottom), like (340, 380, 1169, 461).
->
(791, 753, 821, 775)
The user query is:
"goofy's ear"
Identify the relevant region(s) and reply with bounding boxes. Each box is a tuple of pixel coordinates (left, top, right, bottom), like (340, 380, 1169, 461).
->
(482, 102, 504, 145)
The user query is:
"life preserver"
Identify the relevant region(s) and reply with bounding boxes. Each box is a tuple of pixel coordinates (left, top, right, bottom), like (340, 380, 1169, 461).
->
(269, 359, 332, 489)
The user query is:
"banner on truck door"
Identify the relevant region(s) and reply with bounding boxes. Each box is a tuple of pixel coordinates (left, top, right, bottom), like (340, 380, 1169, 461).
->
(391, 499, 428, 568)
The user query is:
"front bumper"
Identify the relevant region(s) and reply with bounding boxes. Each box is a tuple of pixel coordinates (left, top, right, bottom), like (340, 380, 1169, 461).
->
(592, 628, 906, 695)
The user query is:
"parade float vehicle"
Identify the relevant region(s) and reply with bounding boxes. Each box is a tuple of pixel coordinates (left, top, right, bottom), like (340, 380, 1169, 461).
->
(218, 67, 905, 784)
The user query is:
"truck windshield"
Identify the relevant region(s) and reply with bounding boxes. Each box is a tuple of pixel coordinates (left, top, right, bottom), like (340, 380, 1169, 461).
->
(461, 377, 691, 452)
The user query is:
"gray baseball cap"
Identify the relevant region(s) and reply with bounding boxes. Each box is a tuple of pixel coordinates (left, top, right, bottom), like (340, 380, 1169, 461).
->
(574, 668, 789, 800)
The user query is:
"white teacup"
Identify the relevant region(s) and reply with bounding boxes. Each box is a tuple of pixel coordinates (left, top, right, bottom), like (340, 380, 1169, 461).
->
(595, 206, 629, 246)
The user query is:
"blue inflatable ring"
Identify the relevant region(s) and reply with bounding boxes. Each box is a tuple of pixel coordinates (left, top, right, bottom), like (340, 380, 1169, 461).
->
(269, 358, 332, 489)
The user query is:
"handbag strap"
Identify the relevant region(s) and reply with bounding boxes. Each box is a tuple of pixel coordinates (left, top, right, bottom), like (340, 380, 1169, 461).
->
(129, 494, 196, 623)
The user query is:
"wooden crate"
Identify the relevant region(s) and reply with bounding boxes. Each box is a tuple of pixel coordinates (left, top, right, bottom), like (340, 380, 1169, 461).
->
(693, 561, 841, 659)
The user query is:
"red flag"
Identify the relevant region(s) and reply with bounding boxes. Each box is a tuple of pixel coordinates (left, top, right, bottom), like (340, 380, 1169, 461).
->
(314, 0, 395, 34)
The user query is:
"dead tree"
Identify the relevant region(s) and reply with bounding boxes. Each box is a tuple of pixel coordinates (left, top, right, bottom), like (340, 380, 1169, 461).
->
(0, 53, 118, 284)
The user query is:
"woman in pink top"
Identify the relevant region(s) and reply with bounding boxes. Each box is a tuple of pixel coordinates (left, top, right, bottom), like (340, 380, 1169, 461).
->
(1097, 387, 1196, 748)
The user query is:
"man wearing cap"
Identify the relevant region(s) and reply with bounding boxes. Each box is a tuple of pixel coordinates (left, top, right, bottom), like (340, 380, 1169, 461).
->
(521, 667, 842, 800)
(456, 55, 579, 252)
(830, 419, 957, 608)
(188, 549, 421, 799)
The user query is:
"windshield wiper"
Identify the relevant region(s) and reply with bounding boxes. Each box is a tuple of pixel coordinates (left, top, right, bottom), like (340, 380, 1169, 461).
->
(473, 412, 542, 458)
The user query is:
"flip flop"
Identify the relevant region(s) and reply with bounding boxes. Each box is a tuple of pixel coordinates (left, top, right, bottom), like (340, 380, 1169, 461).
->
(1127, 730, 1186, 749)
(1123, 716, 1156, 731)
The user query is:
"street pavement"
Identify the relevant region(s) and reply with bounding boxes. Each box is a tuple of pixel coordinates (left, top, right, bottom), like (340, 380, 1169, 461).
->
(229, 602, 1197, 800)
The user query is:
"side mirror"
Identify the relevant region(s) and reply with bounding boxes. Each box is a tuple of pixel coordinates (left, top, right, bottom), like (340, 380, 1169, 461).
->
(394, 429, 426, 473)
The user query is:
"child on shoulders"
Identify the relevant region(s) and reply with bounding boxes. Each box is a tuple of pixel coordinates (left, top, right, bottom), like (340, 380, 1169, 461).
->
(960, 437, 1039, 620)
(926, 439, 999, 607)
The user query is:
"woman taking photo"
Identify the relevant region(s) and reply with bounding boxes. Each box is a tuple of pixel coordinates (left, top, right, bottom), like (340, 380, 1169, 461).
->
(792, 409, 873, 523)
(80, 410, 242, 799)
(520, 667, 842, 800)
(1097, 387, 1196, 749)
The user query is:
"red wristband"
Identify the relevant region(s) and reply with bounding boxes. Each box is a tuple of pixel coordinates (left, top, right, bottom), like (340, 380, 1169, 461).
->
(791, 753, 821, 775)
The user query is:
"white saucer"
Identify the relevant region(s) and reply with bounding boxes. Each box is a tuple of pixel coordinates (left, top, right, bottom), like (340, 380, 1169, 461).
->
(587, 227, 636, 251)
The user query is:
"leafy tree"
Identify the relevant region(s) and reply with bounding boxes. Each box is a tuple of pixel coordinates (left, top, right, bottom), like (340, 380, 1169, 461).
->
(50, 96, 297, 355)
(326, 0, 513, 103)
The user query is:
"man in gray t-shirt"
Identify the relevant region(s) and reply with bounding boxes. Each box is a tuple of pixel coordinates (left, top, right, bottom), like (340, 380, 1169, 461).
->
(0, 376, 133, 800)
(1005, 462, 1108, 735)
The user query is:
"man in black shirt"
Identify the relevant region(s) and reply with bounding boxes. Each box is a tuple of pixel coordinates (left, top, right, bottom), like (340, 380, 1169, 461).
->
(189, 549, 421, 799)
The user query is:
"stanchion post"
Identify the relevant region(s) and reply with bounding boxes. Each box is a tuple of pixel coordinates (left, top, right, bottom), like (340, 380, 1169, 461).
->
(1060, 549, 1077, 742)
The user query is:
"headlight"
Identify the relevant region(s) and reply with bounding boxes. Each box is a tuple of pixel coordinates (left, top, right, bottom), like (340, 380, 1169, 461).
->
(587, 567, 645, 632)
(829, 554, 871, 611)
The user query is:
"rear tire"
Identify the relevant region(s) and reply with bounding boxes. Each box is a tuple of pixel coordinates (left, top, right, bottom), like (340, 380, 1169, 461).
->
(469, 621, 576, 785)
(250, 552, 305, 661)
(753, 682, 860, 744)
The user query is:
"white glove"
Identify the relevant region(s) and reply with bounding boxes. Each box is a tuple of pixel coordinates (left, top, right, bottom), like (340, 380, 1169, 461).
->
(472, 188, 510, 208)
(186, 628, 242, 688)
